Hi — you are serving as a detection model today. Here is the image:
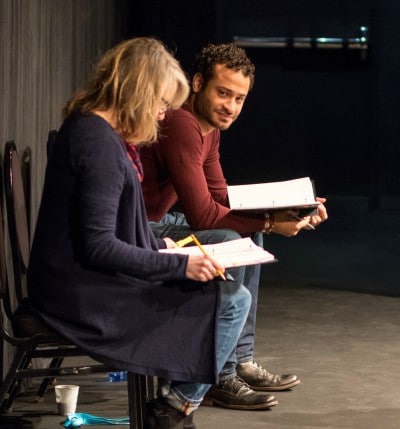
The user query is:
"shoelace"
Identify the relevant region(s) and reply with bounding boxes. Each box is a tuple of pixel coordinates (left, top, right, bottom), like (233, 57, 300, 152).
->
(252, 361, 282, 383)
(251, 361, 269, 377)
(226, 376, 251, 392)
(63, 413, 129, 427)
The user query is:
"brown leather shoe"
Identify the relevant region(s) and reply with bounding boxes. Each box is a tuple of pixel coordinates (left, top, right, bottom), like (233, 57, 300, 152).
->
(237, 360, 300, 391)
(144, 397, 196, 429)
(202, 376, 278, 410)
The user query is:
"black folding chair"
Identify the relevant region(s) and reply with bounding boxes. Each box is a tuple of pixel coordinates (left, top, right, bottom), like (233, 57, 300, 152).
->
(21, 146, 31, 237)
(1, 140, 153, 428)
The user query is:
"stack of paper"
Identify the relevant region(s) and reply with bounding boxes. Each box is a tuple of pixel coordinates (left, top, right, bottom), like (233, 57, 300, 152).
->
(160, 237, 276, 268)
(227, 176, 318, 213)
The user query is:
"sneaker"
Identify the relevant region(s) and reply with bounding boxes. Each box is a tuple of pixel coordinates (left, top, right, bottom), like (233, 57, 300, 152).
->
(202, 376, 278, 410)
(144, 397, 196, 429)
(237, 360, 300, 391)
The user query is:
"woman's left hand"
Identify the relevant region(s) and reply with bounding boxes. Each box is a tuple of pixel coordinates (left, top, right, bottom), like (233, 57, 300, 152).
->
(163, 237, 178, 249)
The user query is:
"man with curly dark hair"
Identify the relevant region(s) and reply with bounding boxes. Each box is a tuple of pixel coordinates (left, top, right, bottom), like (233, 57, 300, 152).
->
(141, 43, 327, 411)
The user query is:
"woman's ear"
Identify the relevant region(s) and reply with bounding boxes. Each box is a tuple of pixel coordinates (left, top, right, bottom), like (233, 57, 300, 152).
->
(192, 73, 203, 93)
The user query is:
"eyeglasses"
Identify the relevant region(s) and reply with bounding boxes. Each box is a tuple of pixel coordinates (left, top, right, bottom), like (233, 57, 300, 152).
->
(159, 98, 171, 114)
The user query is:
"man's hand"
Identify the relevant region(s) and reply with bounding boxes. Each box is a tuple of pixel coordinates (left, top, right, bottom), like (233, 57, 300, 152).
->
(309, 197, 328, 227)
(272, 211, 311, 237)
(272, 197, 328, 237)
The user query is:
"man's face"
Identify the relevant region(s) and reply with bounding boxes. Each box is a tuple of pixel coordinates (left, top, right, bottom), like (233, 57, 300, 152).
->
(192, 64, 251, 134)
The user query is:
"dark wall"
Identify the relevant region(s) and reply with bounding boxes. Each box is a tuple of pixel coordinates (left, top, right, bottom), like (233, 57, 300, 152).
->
(130, 0, 400, 208)
(130, 0, 216, 71)
(216, 0, 374, 197)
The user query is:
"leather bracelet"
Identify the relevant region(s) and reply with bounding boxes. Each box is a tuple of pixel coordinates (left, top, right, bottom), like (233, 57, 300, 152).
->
(262, 212, 275, 234)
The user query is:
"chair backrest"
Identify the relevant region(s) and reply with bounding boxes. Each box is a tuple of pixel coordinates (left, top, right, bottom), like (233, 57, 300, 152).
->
(0, 158, 7, 383)
(3, 141, 30, 304)
(21, 146, 31, 236)
(0, 158, 13, 322)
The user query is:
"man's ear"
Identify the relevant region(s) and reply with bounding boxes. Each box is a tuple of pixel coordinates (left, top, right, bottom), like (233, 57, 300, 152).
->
(192, 73, 203, 93)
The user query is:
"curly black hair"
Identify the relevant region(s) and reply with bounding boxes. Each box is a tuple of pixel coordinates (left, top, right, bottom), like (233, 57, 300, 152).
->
(191, 43, 255, 90)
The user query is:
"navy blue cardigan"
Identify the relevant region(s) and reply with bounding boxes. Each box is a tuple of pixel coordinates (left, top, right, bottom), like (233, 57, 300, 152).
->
(27, 113, 220, 383)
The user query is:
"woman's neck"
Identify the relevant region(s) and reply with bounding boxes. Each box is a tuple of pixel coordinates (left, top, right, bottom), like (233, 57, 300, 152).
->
(92, 109, 118, 129)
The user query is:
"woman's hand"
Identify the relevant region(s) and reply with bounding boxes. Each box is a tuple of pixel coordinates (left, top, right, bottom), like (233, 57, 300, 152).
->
(185, 254, 225, 282)
(163, 237, 178, 249)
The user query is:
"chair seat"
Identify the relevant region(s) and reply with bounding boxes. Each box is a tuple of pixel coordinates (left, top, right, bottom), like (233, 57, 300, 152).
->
(12, 302, 59, 338)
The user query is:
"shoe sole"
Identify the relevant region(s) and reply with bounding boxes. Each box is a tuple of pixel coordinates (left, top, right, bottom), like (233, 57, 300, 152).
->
(201, 398, 278, 410)
(250, 379, 301, 392)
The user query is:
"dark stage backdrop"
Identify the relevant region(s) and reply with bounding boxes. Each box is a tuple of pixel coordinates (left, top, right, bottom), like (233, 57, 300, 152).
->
(131, 0, 400, 209)
(130, 0, 400, 296)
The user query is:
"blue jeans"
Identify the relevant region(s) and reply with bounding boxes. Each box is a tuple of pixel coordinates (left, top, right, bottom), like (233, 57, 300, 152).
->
(160, 280, 251, 413)
(151, 212, 263, 380)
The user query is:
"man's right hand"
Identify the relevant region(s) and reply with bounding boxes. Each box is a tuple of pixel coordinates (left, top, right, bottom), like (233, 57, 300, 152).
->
(272, 211, 312, 237)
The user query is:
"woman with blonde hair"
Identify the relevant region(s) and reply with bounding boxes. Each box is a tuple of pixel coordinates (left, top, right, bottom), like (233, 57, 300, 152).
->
(27, 37, 250, 429)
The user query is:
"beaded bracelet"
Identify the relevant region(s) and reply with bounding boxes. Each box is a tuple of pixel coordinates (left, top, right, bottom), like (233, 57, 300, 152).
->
(262, 212, 275, 234)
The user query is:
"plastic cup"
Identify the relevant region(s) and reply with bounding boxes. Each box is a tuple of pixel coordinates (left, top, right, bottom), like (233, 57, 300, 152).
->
(54, 384, 79, 416)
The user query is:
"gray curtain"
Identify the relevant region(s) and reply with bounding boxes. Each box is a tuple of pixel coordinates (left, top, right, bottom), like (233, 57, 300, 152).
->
(0, 0, 133, 380)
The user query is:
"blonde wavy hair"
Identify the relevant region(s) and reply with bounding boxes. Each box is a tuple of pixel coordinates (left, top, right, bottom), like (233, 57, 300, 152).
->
(63, 37, 189, 144)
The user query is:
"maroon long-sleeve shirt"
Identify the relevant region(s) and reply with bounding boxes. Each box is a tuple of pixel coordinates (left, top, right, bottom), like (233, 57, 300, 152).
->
(141, 105, 265, 234)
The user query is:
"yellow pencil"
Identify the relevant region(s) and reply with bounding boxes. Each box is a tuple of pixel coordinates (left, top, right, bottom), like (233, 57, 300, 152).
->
(190, 234, 226, 281)
(175, 235, 194, 247)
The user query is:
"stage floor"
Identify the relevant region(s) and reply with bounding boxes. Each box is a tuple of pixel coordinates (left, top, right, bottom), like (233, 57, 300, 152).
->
(3, 284, 400, 429)
(3, 199, 400, 428)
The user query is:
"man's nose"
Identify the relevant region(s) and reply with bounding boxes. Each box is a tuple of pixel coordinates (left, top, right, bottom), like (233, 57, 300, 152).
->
(223, 98, 235, 113)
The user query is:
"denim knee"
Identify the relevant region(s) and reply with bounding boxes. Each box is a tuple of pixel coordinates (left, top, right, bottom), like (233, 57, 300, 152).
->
(236, 284, 251, 313)
(213, 229, 241, 243)
(219, 282, 251, 320)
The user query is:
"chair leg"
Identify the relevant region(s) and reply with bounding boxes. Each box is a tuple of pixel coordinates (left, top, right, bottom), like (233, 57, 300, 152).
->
(0, 348, 31, 414)
(146, 375, 155, 400)
(128, 372, 151, 429)
(34, 357, 64, 402)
